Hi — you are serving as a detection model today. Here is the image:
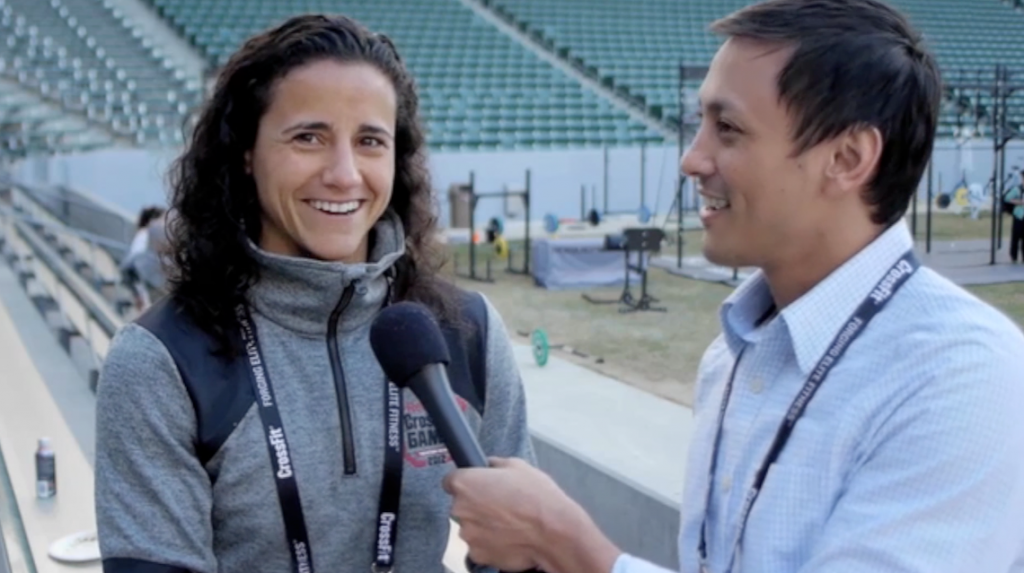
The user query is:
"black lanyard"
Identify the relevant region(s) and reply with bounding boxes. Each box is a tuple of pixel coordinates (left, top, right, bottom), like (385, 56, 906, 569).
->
(374, 380, 404, 572)
(698, 250, 920, 573)
(236, 300, 406, 573)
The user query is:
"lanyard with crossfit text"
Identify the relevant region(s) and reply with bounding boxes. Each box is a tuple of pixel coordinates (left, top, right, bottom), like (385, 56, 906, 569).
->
(697, 249, 920, 573)
(236, 294, 405, 573)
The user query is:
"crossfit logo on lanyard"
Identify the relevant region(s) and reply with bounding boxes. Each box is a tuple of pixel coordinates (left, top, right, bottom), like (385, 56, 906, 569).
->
(376, 512, 396, 563)
(268, 426, 294, 480)
(868, 258, 916, 304)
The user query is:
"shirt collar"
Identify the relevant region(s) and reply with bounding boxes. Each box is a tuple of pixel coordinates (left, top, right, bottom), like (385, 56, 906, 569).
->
(719, 268, 775, 353)
(720, 219, 915, 373)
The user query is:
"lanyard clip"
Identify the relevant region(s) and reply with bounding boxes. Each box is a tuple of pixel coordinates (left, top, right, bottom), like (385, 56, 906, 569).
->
(371, 563, 393, 573)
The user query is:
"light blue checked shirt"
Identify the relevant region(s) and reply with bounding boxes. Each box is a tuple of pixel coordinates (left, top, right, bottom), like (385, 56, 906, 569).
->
(613, 220, 1024, 573)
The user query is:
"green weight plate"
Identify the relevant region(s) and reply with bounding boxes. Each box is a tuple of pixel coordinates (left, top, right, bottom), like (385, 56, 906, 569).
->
(531, 328, 549, 367)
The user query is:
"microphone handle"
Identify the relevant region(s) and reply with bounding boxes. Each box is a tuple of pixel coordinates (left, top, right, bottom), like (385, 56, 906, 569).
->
(408, 364, 489, 468)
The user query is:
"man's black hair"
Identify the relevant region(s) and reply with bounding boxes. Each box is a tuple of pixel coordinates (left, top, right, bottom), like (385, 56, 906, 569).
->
(712, 0, 942, 226)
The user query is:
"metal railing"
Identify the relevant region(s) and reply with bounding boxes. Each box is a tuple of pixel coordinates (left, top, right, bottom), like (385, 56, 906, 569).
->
(4, 178, 136, 259)
(0, 439, 36, 573)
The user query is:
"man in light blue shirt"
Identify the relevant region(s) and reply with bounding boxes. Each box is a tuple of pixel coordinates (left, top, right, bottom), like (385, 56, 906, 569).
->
(443, 0, 1024, 571)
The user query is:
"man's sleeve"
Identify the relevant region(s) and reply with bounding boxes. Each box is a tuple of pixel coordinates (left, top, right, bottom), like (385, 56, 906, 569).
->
(95, 324, 217, 573)
(799, 340, 1024, 573)
(474, 295, 537, 465)
(611, 554, 678, 573)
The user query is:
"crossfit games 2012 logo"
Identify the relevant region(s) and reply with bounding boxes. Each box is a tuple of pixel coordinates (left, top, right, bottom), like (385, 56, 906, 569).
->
(403, 395, 471, 468)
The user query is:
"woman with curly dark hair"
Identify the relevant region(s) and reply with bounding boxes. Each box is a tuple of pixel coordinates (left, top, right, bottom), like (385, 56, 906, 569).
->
(93, 13, 535, 573)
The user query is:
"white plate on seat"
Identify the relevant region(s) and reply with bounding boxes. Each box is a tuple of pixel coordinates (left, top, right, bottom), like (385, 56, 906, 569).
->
(48, 530, 100, 563)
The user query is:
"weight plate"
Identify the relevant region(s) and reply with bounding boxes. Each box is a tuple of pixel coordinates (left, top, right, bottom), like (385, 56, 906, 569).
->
(543, 213, 560, 234)
(494, 236, 509, 259)
(638, 205, 652, 224)
(954, 186, 969, 207)
(531, 328, 549, 367)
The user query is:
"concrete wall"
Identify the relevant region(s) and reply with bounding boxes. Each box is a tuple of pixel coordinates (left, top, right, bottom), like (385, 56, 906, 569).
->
(12, 147, 180, 220)
(533, 436, 680, 570)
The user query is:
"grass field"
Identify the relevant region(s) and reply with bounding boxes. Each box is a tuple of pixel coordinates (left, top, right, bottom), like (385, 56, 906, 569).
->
(908, 208, 1013, 241)
(448, 211, 1023, 408)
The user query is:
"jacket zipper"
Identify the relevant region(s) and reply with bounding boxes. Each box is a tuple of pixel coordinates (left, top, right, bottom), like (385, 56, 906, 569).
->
(327, 283, 358, 475)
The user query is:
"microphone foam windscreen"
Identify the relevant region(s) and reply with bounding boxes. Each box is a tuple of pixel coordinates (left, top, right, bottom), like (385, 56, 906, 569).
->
(369, 301, 452, 386)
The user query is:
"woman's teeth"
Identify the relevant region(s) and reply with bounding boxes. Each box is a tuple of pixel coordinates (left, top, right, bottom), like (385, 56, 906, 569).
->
(309, 200, 360, 215)
(704, 197, 730, 211)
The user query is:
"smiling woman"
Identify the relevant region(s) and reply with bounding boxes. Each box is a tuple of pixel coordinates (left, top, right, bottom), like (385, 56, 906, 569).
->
(91, 13, 535, 573)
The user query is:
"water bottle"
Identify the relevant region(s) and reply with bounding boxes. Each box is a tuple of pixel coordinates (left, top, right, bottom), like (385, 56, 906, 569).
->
(36, 437, 56, 499)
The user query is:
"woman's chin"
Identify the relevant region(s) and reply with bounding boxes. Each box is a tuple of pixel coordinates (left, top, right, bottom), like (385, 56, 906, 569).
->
(299, 242, 367, 264)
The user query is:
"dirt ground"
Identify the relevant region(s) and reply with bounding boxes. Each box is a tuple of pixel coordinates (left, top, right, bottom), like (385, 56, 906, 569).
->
(446, 212, 1024, 408)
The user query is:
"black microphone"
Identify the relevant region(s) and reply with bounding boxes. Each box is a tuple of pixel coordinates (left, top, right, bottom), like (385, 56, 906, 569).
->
(372, 303, 545, 573)
(369, 302, 489, 468)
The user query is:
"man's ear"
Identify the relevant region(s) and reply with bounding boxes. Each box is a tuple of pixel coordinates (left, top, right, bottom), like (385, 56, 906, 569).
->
(825, 126, 883, 197)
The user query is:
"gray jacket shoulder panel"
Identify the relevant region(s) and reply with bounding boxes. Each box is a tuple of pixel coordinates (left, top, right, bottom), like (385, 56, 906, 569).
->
(134, 296, 255, 466)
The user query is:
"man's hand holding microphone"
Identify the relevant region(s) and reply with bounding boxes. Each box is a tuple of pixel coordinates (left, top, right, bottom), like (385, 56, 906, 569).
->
(443, 458, 621, 573)
(369, 302, 620, 573)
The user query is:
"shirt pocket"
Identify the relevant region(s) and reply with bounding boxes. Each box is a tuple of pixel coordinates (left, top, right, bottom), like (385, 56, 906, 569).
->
(738, 463, 833, 573)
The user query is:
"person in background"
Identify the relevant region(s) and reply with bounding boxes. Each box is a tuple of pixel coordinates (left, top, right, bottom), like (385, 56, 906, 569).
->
(94, 13, 534, 573)
(442, 1, 1024, 572)
(1007, 170, 1024, 263)
(120, 205, 167, 310)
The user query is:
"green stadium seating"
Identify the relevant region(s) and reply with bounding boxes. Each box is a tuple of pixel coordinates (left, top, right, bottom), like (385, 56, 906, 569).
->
(486, 0, 1024, 138)
(146, 0, 666, 151)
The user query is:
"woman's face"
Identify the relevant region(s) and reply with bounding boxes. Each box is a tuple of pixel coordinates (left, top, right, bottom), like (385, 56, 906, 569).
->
(246, 59, 397, 263)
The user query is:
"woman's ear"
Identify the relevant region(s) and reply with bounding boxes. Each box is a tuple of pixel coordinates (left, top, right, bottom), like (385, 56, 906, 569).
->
(244, 150, 253, 175)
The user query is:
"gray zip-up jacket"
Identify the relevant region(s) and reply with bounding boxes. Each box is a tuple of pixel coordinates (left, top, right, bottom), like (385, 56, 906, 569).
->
(94, 211, 535, 573)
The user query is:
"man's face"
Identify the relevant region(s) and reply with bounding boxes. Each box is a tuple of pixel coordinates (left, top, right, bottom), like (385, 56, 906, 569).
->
(681, 37, 835, 271)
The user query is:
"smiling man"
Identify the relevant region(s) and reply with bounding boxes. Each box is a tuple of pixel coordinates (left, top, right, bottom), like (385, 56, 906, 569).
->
(442, 1, 1024, 572)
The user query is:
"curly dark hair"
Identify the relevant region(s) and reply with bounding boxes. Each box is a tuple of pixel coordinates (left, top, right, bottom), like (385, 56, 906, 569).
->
(166, 13, 456, 355)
